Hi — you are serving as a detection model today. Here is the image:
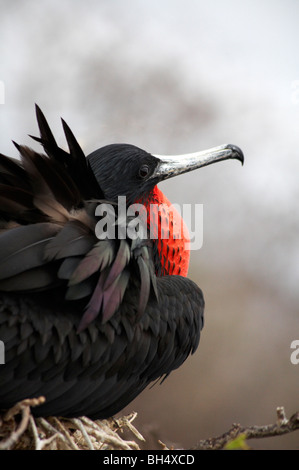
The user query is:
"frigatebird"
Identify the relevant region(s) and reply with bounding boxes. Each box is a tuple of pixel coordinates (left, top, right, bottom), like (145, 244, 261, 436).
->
(0, 106, 243, 419)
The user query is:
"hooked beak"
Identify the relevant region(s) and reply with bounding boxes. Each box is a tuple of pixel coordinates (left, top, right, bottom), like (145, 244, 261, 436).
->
(151, 144, 244, 180)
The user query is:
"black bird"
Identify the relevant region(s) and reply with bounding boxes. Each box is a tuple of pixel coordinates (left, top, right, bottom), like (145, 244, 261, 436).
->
(0, 106, 243, 419)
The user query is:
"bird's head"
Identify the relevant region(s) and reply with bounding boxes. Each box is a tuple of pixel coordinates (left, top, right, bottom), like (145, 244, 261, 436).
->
(87, 143, 244, 276)
(87, 144, 160, 205)
(87, 143, 243, 204)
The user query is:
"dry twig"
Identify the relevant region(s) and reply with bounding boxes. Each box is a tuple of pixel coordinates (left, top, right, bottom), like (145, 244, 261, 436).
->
(194, 406, 299, 450)
(0, 396, 45, 450)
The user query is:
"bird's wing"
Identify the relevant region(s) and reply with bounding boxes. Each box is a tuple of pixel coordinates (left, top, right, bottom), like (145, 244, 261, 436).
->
(0, 106, 158, 331)
(0, 273, 203, 419)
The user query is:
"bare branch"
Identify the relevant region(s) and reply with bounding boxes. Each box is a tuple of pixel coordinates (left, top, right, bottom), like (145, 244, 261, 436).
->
(193, 407, 299, 450)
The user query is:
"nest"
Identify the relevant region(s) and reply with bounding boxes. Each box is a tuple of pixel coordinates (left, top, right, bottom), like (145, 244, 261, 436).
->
(0, 396, 151, 450)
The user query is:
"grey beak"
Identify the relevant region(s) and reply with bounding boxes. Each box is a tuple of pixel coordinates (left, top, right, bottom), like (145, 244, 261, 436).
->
(151, 144, 244, 180)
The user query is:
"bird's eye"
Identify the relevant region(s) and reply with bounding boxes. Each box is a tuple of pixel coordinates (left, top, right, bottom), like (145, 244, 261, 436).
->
(139, 165, 149, 179)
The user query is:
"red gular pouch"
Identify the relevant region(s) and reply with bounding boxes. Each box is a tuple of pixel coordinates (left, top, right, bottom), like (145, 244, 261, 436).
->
(138, 185, 190, 278)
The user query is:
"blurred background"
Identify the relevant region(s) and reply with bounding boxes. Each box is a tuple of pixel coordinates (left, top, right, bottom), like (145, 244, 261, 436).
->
(1, 0, 299, 449)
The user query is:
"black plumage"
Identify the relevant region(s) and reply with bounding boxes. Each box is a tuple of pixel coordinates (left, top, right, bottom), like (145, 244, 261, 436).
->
(0, 106, 243, 419)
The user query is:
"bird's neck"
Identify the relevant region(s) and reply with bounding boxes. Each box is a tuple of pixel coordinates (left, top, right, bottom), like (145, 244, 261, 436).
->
(144, 186, 190, 277)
